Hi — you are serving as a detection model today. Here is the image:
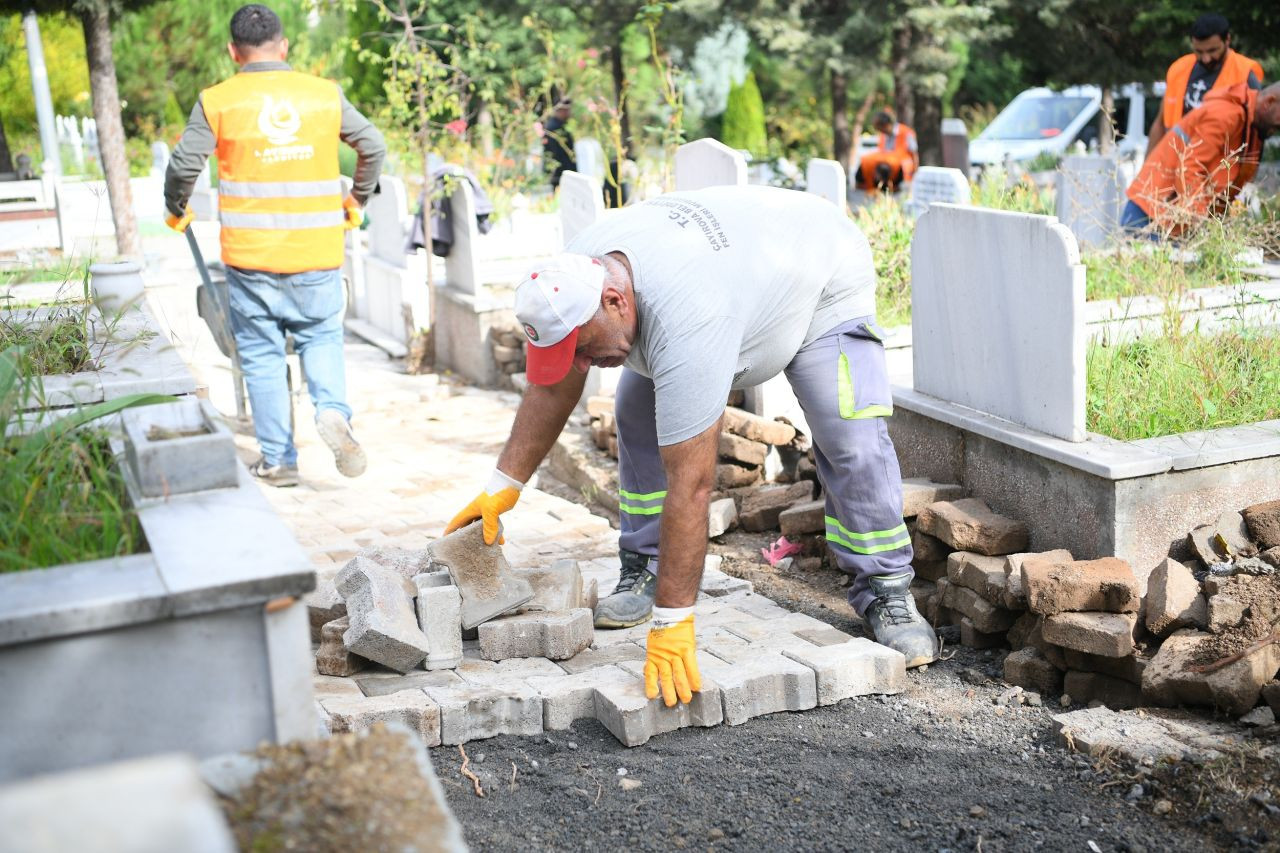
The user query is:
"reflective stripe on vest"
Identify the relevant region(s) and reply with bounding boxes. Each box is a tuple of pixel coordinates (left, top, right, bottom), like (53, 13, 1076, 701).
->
(1163, 50, 1265, 129)
(200, 70, 344, 274)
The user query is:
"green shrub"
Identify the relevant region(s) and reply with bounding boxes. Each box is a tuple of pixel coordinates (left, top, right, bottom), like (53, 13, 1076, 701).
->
(720, 70, 767, 158)
(853, 195, 914, 328)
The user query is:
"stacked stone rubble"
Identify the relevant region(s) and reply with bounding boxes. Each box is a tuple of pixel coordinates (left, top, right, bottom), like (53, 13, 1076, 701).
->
(488, 325, 527, 390)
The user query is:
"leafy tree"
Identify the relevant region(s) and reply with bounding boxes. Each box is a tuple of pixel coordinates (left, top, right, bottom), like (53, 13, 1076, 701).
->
(719, 68, 766, 156)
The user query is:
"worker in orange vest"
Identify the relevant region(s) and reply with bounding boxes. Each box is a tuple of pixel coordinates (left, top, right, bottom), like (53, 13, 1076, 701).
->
(164, 4, 385, 487)
(1145, 12, 1264, 159)
(857, 109, 918, 193)
(1123, 81, 1280, 237)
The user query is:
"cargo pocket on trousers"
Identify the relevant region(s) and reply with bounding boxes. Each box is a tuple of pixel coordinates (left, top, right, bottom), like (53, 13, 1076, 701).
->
(837, 322, 893, 420)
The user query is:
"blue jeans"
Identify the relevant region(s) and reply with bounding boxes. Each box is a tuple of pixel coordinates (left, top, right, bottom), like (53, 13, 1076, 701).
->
(226, 266, 351, 466)
(1120, 200, 1152, 232)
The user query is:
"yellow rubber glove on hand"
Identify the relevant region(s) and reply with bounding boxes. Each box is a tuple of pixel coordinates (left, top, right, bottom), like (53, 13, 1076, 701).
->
(445, 469, 523, 545)
(165, 205, 195, 233)
(644, 612, 701, 707)
(342, 195, 364, 230)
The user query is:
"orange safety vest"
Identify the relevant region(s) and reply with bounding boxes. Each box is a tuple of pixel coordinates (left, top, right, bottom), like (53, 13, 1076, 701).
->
(859, 123, 918, 187)
(201, 70, 344, 273)
(1162, 49, 1265, 129)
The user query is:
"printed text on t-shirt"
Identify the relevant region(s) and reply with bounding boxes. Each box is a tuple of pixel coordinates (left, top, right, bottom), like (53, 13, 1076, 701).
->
(649, 198, 730, 251)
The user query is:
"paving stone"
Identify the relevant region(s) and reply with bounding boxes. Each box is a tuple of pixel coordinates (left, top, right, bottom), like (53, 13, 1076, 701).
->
(317, 616, 368, 677)
(312, 673, 365, 698)
(321, 689, 442, 747)
(558, 642, 648, 674)
(477, 608, 594, 661)
(1061, 649, 1148, 685)
(727, 595, 796, 621)
(1041, 611, 1137, 658)
(594, 663, 724, 747)
(422, 681, 543, 745)
(1022, 557, 1140, 616)
(1003, 550, 1072, 609)
(738, 482, 813, 531)
(1142, 629, 1280, 715)
(590, 622, 656, 647)
(1188, 510, 1255, 565)
(794, 626, 858, 647)
(1243, 499, 1280, 549)
(779, 500, 826, 537)
(1052, 707, 1228, 763)
(453, 656, 566, 685)
(940, 582, 1018, 633)
(428, 521, 534, 629)
(355, 544, 434, 581)
(721, 611, 831, 644)
(696, 650, 818, 725)
(910, 528, 950, 562)
(524, 665, 637, 730)
(781, 638, 906, 705)
(414, 580, 464, 671)
(719, 431, 769, 467)
(304, 566, 345, 643)
(354, 669, 465, 697)
(1006, 612, 1041, 650)
(900, 478, 967, 519)
(915, 498, 1028, 556)
(708, 497, 738, 538)
(699, 565, 753, 597)
(946, 552, 1005, 599)
(1003, 647, 1063, 695)
(513, 559, 584, 612)
(960, 617, 1005, 649)
(337, 557, 431, 673)
(722, 406, 797, 446)
(1144, 557, 1208, 637)
(1063, 670, 1143, 710)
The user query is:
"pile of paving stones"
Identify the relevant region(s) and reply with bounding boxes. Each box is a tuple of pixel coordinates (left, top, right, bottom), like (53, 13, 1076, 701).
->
(912, 496, 1280, 723)
(487, 325, 527, 390)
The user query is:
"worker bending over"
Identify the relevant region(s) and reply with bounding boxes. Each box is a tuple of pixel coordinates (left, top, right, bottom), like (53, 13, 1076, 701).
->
(858, 109, 918, 193)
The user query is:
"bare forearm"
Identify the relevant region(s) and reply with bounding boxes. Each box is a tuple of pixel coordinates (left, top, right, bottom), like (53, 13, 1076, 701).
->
(496, 370, 586, 481)
(654, 417, 722, 608)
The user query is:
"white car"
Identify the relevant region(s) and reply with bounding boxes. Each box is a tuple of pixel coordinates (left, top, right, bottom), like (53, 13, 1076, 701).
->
(969, 83, 1161, 171)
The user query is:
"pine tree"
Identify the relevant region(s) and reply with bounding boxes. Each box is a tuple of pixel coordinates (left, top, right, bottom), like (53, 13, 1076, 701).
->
(720, 69, 767, 156)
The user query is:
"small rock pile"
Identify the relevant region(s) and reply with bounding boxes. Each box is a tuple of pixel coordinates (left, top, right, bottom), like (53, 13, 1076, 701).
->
(488, 325, 527, 389)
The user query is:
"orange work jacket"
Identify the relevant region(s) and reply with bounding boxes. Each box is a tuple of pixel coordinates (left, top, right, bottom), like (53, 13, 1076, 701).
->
(1161, 49, 1264, 129)
(859, 123, 919, 185)
(1128, 83, 1262, 231)
(201, 70, 345, 273)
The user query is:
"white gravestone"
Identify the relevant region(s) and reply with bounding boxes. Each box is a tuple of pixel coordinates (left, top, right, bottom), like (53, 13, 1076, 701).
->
(805, 158, 846, 209)
(906, 166, 971, 216)
(674, 138, 747, 191)
(573, 138, 606, 183)
(559, 170, 605, 244)
(443, 171, 480, 296)
(1056, 155, 1125, 248)
(911, 204, 1085, 442)
(150, 141, 170, 179)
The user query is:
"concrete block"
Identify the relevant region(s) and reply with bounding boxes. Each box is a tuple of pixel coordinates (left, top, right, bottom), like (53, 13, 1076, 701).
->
(513, 559, 584, 612)
(1051, 707, 1225, 763)
(422, 681, 543, 744)
(697, 651, 818, 725)
(720, 432, 769, 467)
(708, 498, 738, 538)
(355, 545, 434, 582)
(336, 557, 430, 673)
(1006, 612, 1040, 650)
(779, 500, 826, 536)
(1145, 558, 1207, 637)
(717, 463, 762, 490)
(910, 528, 950, 562)
(1143, 629, 1280, 715)
(304, 567, 345, 643)
(946, 552, 1005, 598)
(559, 642, 647, 674)
(1022, 557, 1140, 616)
(477, 608, 593, 661)
(794, 626, 858, 647)
(916, 498, 1028, 556)
(414, 580, 464, 671)
(941, 582, 1018, 633)
(1003, 550, 1072, 610)
(720, 611, 830, 645)
(1061, 648, 1147, 685)
(900, 478, 967, 519)
(1063, 670, 1142, 710)
(781, 638, 906, 705)
(122, 398, 237, 498)
(738, 482, 814, 531)
(453, 656, 566, 685)
(586, 396, 614, 417)
(312, 674, 364, 699)
(1042, 611, 1137, 658)
(1002, 647, 1063, 695)
(700, 564, 752, 597)
(593, 663, 724, 747)
(524, 665, 636, 730)
(960, 617, 1005, 649)
(354, 669, 464, 698)
(912, 559, 947, 582)
(722, 406, 796, 446)
(1243, 499, 1280, 549)
(317, 616, 367, 677)
(428, 521, 534, 629)
(321, 689, 442, 747)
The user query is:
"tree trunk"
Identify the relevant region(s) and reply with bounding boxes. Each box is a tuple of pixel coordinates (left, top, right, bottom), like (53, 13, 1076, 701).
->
(610, 31, 632, 158)
(830, 69, 851, 172)
(1099, 87, 1115, 155)
(913, 93, 942, 166)
(0, 113, 13, 174)
(851, 86, 877, 142)
(80, 3, 139, 258)
(890, 23, 914, 127)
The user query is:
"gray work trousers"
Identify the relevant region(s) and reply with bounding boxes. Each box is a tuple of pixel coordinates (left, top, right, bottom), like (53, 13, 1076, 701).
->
(615, 316, 913, 616)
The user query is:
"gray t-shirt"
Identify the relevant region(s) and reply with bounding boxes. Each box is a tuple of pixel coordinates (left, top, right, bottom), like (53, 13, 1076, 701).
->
(567, 185, 877, 445)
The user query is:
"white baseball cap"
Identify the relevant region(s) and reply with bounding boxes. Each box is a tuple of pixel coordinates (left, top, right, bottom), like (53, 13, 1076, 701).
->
(514, 253, 606, 385)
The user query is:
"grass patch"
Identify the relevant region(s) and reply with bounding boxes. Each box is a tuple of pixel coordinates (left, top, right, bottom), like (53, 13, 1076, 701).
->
(854, 195, 913, 327)
(0, 259, 89, 289)
(0, 306, 95, 375)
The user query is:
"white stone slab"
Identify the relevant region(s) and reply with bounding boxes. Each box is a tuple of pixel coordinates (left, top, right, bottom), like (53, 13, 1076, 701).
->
(805, 158, 846, 209)
(366, 174, 410, 264)
(443, 170, 480, 296)
(1056, 155, 1125, 249)
(674, 138, 747, 191)
(559, 170, 605, 244)
(574, 137, 606, 182)
(911, 204, 1086, 441)
(906, 167, 970, 215)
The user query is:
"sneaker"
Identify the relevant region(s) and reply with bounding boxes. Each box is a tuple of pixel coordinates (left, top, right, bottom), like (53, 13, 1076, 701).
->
(594, 549, 657, 629)
(864, 571, 938, 668)
(248, 456, 299, 488)
(316, 409, 367, 478)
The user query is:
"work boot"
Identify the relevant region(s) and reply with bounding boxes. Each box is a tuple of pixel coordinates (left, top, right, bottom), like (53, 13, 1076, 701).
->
(248, 456, 299, 488)
(594, 549, 656, 629)
(316, 409, 367, 478)
(863, 571, 938, 668)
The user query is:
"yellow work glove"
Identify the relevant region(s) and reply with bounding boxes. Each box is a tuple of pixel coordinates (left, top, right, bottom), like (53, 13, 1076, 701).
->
(644, 611, 701, 707)
(342, 194, 364, 230)
(445, 468, 523, 545)
(165, 205, 195, 233)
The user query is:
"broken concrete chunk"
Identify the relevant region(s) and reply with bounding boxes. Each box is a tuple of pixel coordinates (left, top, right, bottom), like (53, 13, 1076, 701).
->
(1041, 611, 1137, 658)
(1052, 706, 1224, 763)
(317, 616, 367, 677)
(722, 407, 797, 446)
(716, 463, 762, 490)
(708, 497, 738, 538)
(779, 500, 826, 537)
(336, 557, 431, 673)
(1063, 670, 1142, 710)
(514, 559, 584, 613)
(1003, 647, 1063, 695)
(941, 582, 1018, 633)
(1003, 550, 1072, 610)
(1242, 500, 1280, 549)
(354, 545, 434, 581)
(738, 481, 813, 532)
(1142, 629, 1280, 716)
(477, 608, 593, 661)
(781, 638, 906, 705)
(1144, 558, 1207, 637)
(304, 566, 345, 643)
(900, 478, 967, 519)
(428, 521, 534, 629)
(719, 431, 769, 467)
(1188, 510, 1256, 565)
(1022, 557, 1139, 616)
(916, 498, 1028, 556)
(414, 580, 464, 671)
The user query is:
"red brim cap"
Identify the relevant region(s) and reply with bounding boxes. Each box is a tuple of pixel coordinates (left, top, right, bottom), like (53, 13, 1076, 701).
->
(525, 326, 580, 386)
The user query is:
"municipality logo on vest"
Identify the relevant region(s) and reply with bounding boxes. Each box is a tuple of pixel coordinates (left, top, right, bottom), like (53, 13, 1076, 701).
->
(259, 95, 301, 145)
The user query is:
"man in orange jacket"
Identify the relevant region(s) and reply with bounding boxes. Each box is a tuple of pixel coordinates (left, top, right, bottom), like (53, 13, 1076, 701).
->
(1145, 13, 1264, 158)
(1123, 81, 1280, 236)
(857, 109, 918, 192)
(164, 5, 385, 487)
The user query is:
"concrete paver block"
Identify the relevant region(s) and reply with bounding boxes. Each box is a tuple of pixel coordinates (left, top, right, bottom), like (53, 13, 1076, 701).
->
(1003, 550, 1072, 611)
(317, 616, 367, 677)
(721, 611, 831, 645)
(1002, 647, 1063, 695)
(720, 431, 769, 467)
(910, 528, 950, 562)
(946, 552, 1005, 598)
(916, 498, 1029, 556)
(900, 478, 966, 519)
(477, 608, 593, 661)
(355, 544, 434, 581)
(722, 406, 797, 446)
(593, 665, 724, 747)
(304, 566, 345, 643)
(414, 580, 464, 671)
(960, 617, 1005, 649)
(1061, 648, 1147, 685)
(355, 669, 464, 698)
(513, 559, 584, 612)
(312, 673, 365, 699)
(700, 564, 753, 597)
(525, 665, 636, 730)
(940, 582, 1018, 633)
(428, 521, 534, 629)
(1145, 558, 1207, 636)
(422, 681, 543, 744)
(559, 642, 647, 674)
(1042, 611, 1137, 658)
(337, 557, 431, 673)
(708, 497, 738, 538)
(781, 638, 906, 705)
(696, 650, 819, 725)
(1022, 557, 1139, 615)
(794, 626, 858, 647)
(321, 688, 442, 747)
(738, 481, 813, 531)
(779, 500, 826, 536)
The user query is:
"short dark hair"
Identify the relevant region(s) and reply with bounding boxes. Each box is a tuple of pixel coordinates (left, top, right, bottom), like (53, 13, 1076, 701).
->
(1190, 13, 1229, 41)
(874, 109, 895, 125)
(230, 4, 283, 48)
